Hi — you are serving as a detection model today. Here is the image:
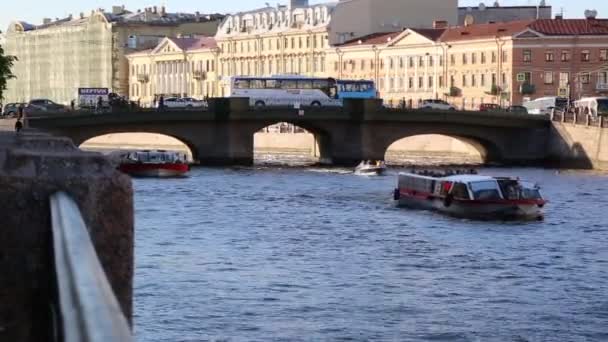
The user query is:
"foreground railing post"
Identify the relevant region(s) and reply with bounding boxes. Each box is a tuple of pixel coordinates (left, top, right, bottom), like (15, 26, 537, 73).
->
(50, 192, 132, 342)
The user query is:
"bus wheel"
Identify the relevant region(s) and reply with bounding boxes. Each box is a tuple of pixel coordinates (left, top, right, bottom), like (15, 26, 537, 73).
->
(311, 101, 321, 107)
(255, 101, 266, 109)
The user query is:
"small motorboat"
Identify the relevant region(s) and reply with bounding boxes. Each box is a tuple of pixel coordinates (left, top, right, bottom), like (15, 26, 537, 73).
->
(394, 171, 546, 220)
(355, 160, 387, 176)
(111, 150, 190, 178)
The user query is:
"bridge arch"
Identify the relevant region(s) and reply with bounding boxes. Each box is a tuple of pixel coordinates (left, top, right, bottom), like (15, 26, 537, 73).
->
(374, 129, 505, 165)
(251, 121, 333, 165)
(80, 133, 195, 160)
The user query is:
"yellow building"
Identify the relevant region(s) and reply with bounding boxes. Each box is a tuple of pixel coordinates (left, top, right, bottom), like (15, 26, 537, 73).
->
(4, 6, 222, 104)
(127, 36, 219, 106)
(213, 0, 457, 95)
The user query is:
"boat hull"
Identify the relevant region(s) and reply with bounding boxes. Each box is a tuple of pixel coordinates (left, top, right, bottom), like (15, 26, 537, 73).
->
(396, 191, 545, 221)
(119, 163, 189, 178)
(355, 167, 387, 176)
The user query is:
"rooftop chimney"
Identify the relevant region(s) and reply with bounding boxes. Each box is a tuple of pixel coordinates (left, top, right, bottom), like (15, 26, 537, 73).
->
(160, 6, 166, 16)
(433, 20, 448, 29)
(153, 6, 158, 14)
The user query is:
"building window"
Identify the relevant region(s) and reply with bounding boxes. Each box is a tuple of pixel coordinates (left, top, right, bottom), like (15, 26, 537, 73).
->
(409, 57, 415, 68)
(599, 71, 608, 85)
(502, 51, 508, 63)
(428, 76, 433, 88)
(320, 57, 325, 72)
(491, 73, 497, 86)
(544, 72, 554, 84)
(418, 56, 424, 67)
(580, 73, 590, 84)
(462, 53, 468, 65)
(481, 52, 486, 64)
(399, 57, 404, 69)
(450, 75, 455, 87)
(545, 51, 554, 62)
(471, 53, 477, 64)
(439, 76, 444, 88)
(450, 54, 455, 66)
(334, 61, 339, 71)
(389, 58, 394, 70)
(481, 74, 485, 87)
(523, 49, 532, 63)
(439, 55, 444, 67)
(581, 50, 590, 62)
(462, 74, 467, 87)
(559, 72, 569, 88)
(291, 38, 295, 49)
(560, 50, 571, 62)
(491, 51, 497, 63)
(601, 49, 608, 61)
(471, 74, 476, 87)
(360, 60, 365, 70)
(418, 77, 423, 89)
(429, 56, 434, 67)
(408, 77, 414, 89)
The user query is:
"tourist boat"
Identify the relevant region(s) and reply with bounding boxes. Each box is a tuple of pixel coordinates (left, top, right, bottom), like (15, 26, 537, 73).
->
(111, 150, 190, 178)
(355, 160, 387, 176)
(394, 171, 547, 220)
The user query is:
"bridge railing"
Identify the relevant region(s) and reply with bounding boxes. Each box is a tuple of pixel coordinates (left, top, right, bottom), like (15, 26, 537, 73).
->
(551, 109, 606, 128)
(50, 192, 132, 342)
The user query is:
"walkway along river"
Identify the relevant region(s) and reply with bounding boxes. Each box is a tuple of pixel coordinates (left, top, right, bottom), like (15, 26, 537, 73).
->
(133, 166, 607, 341)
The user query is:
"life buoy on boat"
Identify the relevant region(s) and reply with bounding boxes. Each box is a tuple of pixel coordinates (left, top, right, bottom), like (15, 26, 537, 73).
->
(444, 194, 454, 207)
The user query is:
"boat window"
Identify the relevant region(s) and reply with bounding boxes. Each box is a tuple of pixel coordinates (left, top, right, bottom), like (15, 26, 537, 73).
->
(451, 183, 470, 200)
(470, 181, 502, 200)
(520, 182, 543, 200)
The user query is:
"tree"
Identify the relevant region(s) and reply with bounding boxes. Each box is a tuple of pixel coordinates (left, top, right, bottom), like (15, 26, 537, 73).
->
(0, 35, 18, 102)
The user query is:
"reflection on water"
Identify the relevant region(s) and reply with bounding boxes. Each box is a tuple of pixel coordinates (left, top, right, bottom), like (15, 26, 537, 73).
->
(134, 165, 608, 342)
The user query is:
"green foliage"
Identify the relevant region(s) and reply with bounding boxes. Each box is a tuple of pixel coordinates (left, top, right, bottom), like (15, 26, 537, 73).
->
(0, 43, 18, 102)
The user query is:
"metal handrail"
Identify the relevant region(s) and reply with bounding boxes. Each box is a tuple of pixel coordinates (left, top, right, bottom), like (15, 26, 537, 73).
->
(50, 192, 132, 342)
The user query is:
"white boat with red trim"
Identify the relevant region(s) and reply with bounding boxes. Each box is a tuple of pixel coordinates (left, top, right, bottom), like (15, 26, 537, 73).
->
(394, 172, 546, 220)
(355, 160, 387, 176)
(111, 150, 190, 178)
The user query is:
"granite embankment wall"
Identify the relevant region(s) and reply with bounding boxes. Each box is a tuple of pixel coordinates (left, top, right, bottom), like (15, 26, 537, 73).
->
(548, 121, 608, 171)
(0, 131, 133, 341)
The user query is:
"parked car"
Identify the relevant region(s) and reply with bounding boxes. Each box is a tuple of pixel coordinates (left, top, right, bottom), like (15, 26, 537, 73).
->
(479, 103, 501, 112)
(159, 97, 207, 109)
(2, 103, 27, 117)
(506, 105, 529, 115)
(25, 99, 68, 116)
(420, 99, 456, 111)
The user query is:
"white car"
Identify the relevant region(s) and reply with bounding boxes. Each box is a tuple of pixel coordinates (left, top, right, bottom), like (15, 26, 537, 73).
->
(161, 97, 207, 109)
(420, 99, 456, 111)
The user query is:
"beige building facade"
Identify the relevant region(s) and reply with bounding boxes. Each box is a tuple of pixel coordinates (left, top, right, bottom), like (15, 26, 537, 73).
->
(127, 37, 219, 106)
(4, 6, 222, 104)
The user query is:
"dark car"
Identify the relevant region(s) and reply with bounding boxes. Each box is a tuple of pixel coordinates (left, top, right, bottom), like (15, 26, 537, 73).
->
(25, 99, 67, 116)
(507, 105, 528, 115)
(2, 103, 27, 117)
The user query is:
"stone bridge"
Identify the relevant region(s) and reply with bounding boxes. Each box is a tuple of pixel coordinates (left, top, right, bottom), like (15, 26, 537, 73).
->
(28, 98, 551, 166)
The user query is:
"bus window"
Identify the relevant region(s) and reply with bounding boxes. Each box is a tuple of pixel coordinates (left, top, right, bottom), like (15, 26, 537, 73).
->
(266, 79, 280, 89)
(598, 99, 608, 115)
(360, 82, 374, 91)
(250, 79, 265, 89)
(313, 80, 329, 89)
(329, 86, 338, 99)
(235, 79, 250, 89)
(297, 80, 313, 89)
(281, 80, 297, 89)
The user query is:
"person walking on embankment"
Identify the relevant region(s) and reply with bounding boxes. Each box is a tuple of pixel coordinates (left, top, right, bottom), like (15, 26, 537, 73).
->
(14, 104, 24, 132)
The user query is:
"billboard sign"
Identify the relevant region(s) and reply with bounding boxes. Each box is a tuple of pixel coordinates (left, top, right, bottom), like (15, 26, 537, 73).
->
(78, 88, 109, 108)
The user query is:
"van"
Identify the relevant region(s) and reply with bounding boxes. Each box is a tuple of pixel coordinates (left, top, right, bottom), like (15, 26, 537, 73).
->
(573, 97, 608, 116)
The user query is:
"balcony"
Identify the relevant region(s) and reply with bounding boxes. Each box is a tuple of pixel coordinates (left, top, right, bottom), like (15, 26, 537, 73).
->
(597, 83, 608, 91)
(519, 83, 536, 95)
(193, 70, 207, 80)
(137, 73, 149, 83)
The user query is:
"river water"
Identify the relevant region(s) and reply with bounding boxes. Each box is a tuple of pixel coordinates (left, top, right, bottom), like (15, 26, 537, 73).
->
(133, 166, 608, 342)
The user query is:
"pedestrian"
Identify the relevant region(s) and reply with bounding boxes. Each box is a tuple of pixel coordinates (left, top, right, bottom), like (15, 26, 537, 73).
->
(15, 104, 24, 132)
(96, 96, 103, 113)
(70, 99, 75, 111)
(158, 95, 165, 112)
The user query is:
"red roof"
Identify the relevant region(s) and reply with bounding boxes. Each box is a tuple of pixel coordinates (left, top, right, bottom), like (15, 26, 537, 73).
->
(409, 28, 446, 41)
(529, 19, 608, 36)
(168, 36, 217, 51)
(440, 20, 533, 42)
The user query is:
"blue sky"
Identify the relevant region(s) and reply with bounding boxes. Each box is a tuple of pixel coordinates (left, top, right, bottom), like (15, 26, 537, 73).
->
(1, 0, 607, 33)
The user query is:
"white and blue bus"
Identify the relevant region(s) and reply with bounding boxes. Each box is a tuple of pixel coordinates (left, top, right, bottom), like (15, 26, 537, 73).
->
(228, 76, 377, 108)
